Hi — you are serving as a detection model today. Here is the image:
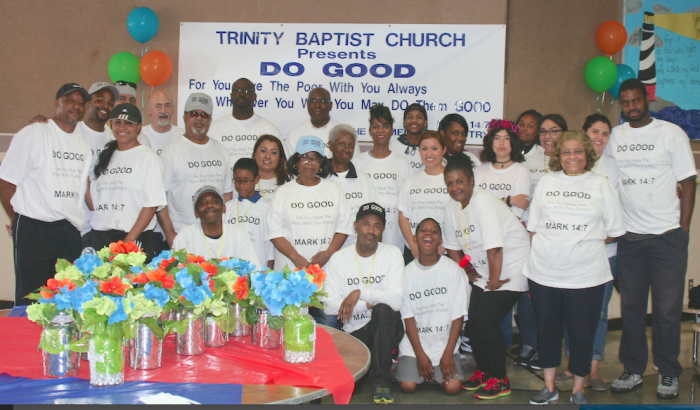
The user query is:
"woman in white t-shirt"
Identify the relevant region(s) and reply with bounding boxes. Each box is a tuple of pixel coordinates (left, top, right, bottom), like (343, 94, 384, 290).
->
(355, 104, 412, 250)
(525, 131, 625, 405)
(557, 114, 620, 391)
(398, 131, 450, 263)
(251, 135, 290, 198)
(85, 104, 167, 260)
(441, 154, 530, 400)
(475, 119, 531, 217)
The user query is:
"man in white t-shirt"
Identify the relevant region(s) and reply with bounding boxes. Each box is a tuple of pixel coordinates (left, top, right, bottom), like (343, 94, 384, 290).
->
(141, 90, 185, 156)
(284, 87, 360, 157)
(607, 79, 697, 399)
(323, 202, 405, 404)
(173, 186, 261, 268)
(158, 92, 234, 246)
(209, 78, 283, 169)
(114, 81, 137, 105)
(0, 83, 92, 305)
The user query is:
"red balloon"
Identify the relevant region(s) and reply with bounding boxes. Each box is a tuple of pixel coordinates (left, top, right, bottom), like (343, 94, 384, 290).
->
(596, 21, 627, 56)
(139, 51, 172, 87)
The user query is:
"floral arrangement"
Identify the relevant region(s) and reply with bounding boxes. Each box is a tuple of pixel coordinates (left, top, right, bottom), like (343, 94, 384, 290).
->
(487, 118, 520, 136)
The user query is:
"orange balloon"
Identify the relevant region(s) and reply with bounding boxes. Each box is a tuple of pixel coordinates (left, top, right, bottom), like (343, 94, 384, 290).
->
(596, 21, 627, 56)
(139, 51, 172, 87)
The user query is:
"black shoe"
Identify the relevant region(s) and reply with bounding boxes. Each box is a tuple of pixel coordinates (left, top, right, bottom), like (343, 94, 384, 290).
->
(515, 345, 533, 366)
(510, 344, 522, 356)
(527, 351, 541, 370)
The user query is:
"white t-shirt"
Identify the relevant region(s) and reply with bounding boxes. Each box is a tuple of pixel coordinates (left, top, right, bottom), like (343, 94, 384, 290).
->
(322, 243, 405, 334)
(399, 256, 469, 365)
(389, 136, 423, 173)
(397, 170, 450, 247)
(521, 144, 548, 223)
(355, 151, 412, 249)
(474, 162, 531, 218)
(329, 163, 378, 248)
(89, 145, 166, 232)
(265, 178, 353, 270)
(224, 193, 275, 265)
(606, 119, 697, 235)
(173, 222, 262, 269)
(442, 187, 530, 292)
(140, 124, 185, 156)
(525, 171, 626, 289)
(0, 120, 92, 230)
(75, 121, 112, 235)
(257, 177, 281, 199)
(592, 154, 621, 258)
(208, 113, 282, 172)
(160, 136, 234, 232)
(285, 117, 360, 158)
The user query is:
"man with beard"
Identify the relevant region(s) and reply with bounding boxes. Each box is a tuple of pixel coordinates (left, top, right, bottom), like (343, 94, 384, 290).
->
(158, 93, 233, 247)
(208, 78, 282, 170)
(607, 79, 696, 399)
(0, 83, 92, 305)
(141, 89, 185, 156)
(285, 87, 360, 157)
(322, 202, 405, 404)
(172, 185, 260, 267)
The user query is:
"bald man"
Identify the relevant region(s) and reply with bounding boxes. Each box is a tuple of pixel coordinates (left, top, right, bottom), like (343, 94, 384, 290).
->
(284, 87, 359, 157)
(208, 78, 282, 170)
(141, 89, 185, 156)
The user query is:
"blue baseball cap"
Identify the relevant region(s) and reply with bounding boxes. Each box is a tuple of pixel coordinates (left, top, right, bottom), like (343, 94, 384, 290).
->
(295, 135, 325, 155)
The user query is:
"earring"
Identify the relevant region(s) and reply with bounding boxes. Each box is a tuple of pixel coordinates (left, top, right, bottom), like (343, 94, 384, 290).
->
(317, 168, 323, 176)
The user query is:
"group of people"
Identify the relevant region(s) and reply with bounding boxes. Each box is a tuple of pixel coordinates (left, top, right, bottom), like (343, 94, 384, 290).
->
(0, 77, 695, 405)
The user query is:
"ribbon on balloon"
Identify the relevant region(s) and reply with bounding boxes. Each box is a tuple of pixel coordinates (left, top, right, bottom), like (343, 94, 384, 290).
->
(585, 21, 630, 113)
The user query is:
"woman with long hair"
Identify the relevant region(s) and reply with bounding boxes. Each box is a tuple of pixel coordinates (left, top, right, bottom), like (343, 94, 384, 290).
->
(252, 134, 291, 198)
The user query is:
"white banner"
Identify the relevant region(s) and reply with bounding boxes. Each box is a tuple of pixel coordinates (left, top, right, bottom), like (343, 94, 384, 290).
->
(178, 23, 506, 145)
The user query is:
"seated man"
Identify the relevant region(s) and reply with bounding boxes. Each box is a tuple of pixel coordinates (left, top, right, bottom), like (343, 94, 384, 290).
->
(173, 185, 261, 269)
(323, 202, 405, 404)
(397, 218, 469, 396)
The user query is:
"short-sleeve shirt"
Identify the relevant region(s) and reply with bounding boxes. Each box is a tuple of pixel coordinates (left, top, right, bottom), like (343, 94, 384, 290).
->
(140, 124, 185, 156)
(474, 162, 531, 218)
(397, 170, 450, 247)
(208, 113, 282, 172)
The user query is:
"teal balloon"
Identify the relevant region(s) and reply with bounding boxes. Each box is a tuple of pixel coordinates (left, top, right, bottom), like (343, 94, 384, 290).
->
(107, 52, 140, 84)
(127, 7, 159, 43)
(609, 64, 636, 98)
(584, 56, 618, 93)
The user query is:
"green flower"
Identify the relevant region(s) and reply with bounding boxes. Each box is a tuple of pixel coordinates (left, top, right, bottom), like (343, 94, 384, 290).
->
(27, 303, 49, 325)
(97, 247, 113, 261)
(205, 296, 228, 317)
(55, 265, 84, 282)
(125, 292, 162, 321)
(217, 270, 239, 294)
(92, 264, 112, 280)
(82, 296, 117, 317)
(113, 253, 147, 267)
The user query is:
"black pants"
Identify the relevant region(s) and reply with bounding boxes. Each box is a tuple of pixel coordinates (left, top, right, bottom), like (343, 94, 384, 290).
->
(351, 304, 404, 387)
(152, 232, 170, 256)
(309, 306, 340, 330)
(12, 215, 82, 306)
(469, 286, 521, 379)
(90, 229, 157, 263)
(617, 228, 688, 377)
(528, 279, 606, 377)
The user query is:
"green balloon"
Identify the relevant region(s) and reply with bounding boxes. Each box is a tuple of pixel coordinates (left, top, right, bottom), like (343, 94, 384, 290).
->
(107, 52, 140, 84)
(584, 56, 618, 93)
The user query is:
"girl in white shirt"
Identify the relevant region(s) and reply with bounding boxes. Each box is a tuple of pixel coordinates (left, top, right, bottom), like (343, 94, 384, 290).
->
(398, 131, 450, 263)
(86, 104, 167, 260)
(525, 131, 625, 405)
(251, 135, 291, 198)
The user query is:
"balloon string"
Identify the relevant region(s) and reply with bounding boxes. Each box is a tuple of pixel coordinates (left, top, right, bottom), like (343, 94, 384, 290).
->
(596, 93, 602, 114)
(608, 97, 617, 111)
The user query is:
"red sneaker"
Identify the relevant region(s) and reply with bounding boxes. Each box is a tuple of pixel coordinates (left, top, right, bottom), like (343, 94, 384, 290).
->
(474, 377, 512, 400)
(462, 369, 491, 391)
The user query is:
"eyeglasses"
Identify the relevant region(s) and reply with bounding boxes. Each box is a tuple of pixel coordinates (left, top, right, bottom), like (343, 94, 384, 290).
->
(187, 110, 210, 119)
(309, 98, 331, 105)
(233, 178, 256, 184)
(233, 87, 255, 94)
(539, 129, 563, 136)
(116, 80, 137, 90)
(299, 154, 323, 164)
(560, 149, 585, 156)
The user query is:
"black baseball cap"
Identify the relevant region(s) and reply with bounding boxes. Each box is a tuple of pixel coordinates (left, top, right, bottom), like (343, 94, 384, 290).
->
(356, 202, 386, 225)
(56, 83, 89, 101)
(109, 103, 142, 124)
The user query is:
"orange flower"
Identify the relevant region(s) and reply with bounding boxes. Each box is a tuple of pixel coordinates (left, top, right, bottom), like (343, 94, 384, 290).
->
(99, 276, 131, 296)
(40, 278, 77, 298)
(199, 262, 218, 277)
(306, 263, 327, 286)
(131, 273, 149, 284)
(159, 257, 177, 270)
(146, 268, 175, 289)
(232, 276, 249, 300)
(110, 240, 141, 255)
(187, 254, 205, 264)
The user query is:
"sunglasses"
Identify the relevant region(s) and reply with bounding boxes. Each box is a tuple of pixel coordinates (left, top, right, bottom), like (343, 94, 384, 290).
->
(187, 110, 211, 119)
(116, 80, 138, 90)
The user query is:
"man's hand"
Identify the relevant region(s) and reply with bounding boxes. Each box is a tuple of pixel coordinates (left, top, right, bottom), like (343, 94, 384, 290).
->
(417, 352, 434, 382)
(337, 289, 361, 324)
(486, 277, 510, 291)
(29, 115, 49, 124)
(510, 194, 531, 210)
(439, 351, 457, 382)
(309, 250, 332, 268)
(465, 267, 482, 282)
(292, 254, 311, 270)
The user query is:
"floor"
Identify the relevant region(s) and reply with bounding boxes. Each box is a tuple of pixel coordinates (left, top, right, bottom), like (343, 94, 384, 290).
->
(321, 320, 700, 405)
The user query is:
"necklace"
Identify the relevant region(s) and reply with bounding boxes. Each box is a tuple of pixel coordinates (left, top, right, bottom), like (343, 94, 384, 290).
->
(355, 249, 377, 289)
(563, 170, 587, 176)
(458, 202, 470, 251)
(202, 227, 225, 259)
(257, 183, 265, 197)
(592, 156, 601, 172)
(543, 152, 549, 174)
(494, 160, 511, 169)
(237, 198, 254, 222)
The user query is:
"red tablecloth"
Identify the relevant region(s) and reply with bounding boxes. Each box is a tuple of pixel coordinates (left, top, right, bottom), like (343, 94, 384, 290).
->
(0, 317, 355, 404)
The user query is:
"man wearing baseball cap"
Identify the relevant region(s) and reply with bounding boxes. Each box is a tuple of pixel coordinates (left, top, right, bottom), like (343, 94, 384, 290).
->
(157, 93, 233, 247)
(172, 185, 261, 267)
(322, 202, 405, 404)
(114, 81, 137, 105)
(0, 83, 93, 305)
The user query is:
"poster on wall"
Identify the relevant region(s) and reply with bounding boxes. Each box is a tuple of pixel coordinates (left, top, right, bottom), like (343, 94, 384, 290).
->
(623, 0, 700, 138)
(178, 23, 506, 145)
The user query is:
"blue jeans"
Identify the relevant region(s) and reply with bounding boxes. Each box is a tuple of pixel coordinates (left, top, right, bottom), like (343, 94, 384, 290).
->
(564, 255, 617, 361)
(309, 306, 340, 330)
(516, 291, 538, 349)
(499, 309, 513, 350)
